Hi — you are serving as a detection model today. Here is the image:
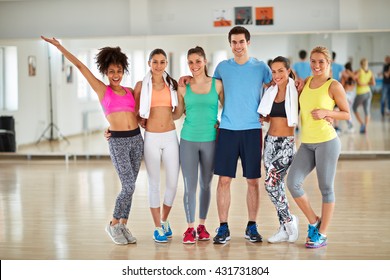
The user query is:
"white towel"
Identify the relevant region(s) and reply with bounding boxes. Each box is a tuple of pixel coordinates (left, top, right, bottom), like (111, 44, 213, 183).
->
(139, 71, 178, 119)
(257, 77, 299, 127)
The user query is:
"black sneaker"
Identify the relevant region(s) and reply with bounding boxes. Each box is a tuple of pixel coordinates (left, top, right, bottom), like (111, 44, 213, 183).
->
(213, 224, 231, 244)
(245, 224, 263, 242)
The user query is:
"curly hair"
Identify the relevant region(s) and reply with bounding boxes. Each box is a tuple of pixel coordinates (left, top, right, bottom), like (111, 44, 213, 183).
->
(95, 46, 129, 75)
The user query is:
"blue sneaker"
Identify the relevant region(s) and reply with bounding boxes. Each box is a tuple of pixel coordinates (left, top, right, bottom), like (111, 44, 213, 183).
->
(213, 224, 230, 244)
(245, 224, 263, 243)
(359, 124, 366, 134)
(306, 219, 321, 242)
(306, 231, 327, 248)
(153, 227, 168, 243)
(161, 220, 172, 238)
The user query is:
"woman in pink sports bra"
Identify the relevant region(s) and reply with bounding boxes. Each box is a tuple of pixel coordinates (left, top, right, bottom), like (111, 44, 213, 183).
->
(41, 36, 144, 246)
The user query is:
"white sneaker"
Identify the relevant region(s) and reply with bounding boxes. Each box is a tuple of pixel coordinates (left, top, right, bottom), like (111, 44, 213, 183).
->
(105, 222, 128, 245)
(119, 224, 137, 244)
(267, 225, 289, 243)
(285, 214, 299, 243)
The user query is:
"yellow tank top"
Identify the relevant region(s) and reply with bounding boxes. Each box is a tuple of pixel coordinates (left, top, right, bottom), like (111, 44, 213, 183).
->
(356, 68, 373, 95)
(299, 77, 337, 143)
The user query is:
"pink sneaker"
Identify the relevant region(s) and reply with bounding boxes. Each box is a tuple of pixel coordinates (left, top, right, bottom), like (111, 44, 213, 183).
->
(183, 227, 196, 244)
(197, 224, 210, 241)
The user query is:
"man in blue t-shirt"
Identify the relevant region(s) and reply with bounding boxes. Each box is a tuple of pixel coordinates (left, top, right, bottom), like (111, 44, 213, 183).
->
(331, 51, 344, 82)
(381, 55, 390, 116)
(212, 26, 272, 244)
(292, 49, 311, 80)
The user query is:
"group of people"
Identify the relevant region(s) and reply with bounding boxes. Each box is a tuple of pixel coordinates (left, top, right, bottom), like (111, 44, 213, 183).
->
(41, 25, 350, 250)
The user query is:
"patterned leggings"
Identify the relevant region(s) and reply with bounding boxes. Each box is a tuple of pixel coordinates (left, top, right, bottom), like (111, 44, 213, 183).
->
(108, 129, 144, 220)
(263, 134, 295, 225)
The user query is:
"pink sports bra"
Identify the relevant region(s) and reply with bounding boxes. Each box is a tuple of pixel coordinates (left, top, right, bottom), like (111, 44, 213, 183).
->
(101, 86, 135, 116)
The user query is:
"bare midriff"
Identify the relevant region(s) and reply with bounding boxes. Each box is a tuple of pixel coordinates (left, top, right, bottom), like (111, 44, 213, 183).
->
(145, 106, 176, 133)
(267, 117, 295, 137)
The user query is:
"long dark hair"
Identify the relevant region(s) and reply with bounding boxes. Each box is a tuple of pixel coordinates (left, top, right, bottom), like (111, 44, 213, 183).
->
(187, 46, 209, 77)
(148, 48, 178, 90)
(95, 46, 129, 75)
(271, 56, 295, 80)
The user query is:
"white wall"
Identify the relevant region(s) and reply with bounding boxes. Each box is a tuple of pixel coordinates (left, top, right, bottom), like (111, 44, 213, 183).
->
(0, 0, 389, 147)
(0, 0, 389, 39)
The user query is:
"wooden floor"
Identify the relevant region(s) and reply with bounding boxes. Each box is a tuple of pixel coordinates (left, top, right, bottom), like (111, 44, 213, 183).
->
(1, 105, 390, 261)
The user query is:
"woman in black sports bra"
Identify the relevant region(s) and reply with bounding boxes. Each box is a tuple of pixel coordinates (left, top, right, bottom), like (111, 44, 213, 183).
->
(259, 56, 300, 244)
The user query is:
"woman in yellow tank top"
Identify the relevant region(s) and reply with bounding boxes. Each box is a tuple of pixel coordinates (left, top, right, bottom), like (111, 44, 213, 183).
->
(353, 58, 376, 133)
(287, 46, 350, 249)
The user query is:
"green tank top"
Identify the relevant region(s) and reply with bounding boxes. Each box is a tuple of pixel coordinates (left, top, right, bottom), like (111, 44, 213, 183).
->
(181, 78, 219, 142)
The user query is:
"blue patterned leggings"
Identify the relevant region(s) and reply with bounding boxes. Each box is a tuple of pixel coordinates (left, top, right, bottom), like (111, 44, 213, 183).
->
(263, 134, 296, 225)
(108, 129, 144, 220)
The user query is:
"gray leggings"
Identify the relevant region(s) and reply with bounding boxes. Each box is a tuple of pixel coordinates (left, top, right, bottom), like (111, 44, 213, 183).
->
(109, 132, 144, 220)
(179, 139, 215, 224)
(352, 91, 372, 116)
(287, 137, 340, 203)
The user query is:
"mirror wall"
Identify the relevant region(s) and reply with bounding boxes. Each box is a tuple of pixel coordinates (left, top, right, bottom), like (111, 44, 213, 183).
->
(1, 30, 389, 152)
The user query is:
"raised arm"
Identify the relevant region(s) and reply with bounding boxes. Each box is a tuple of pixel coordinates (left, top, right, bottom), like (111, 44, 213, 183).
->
(41, 36, 106, 100)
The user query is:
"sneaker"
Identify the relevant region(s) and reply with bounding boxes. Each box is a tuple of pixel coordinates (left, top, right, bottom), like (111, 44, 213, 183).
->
(285, 215, 299, 243)
(213, 224, 230, 244)
(359, 124, 366, 134)
(245, 224, 263, 243)
(161, 220, 172, 238)
(197, 224, 210, 241)
(306, 218, 321, 242)
(153, 227, 168, 243)
(182, 227, 196, 244)
(119, 224, 137, 244)
(306, 231, 328, 248)
(267, 225, 288, 243)
(105, 222, 128, 245)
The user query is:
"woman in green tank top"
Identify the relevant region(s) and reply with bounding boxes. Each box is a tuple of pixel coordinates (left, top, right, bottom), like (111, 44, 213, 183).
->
(175, 46, 224, 244)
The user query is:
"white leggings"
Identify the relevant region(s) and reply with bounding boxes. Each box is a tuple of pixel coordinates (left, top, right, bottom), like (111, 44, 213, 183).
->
(144, 130, 180, 208)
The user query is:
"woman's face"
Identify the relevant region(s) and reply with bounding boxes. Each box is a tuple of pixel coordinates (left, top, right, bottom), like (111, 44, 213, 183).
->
(149, 54, 167, 75)
(271, 61, 290, 86)
(310, 52, 330, 76)
(106, 64, 124, 86)
(187, 53, 206, 77)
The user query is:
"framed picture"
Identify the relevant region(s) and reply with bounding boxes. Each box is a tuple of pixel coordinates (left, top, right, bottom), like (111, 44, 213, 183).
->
(213, 9, 232, 27)
(234, 6, 253, 25)
(256, 7, 274, 26)
(28, 56, 36, 76)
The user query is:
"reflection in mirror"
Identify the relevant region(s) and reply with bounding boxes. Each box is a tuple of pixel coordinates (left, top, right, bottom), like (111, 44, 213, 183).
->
(2, 31, 389, 155)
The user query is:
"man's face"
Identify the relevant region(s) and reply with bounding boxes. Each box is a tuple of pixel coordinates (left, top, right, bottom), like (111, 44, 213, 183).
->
(230, 34, 250, 58)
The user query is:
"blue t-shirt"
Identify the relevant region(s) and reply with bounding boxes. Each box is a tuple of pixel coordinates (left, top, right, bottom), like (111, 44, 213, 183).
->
(331, 62, 344, 81)
(293, 61, 311, 80)
(214, 57, 272, 130)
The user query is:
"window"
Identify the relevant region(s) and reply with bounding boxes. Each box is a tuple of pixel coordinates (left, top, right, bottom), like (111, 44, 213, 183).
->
(0, 46, 18, 111)
(0, 47, 4, 109)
